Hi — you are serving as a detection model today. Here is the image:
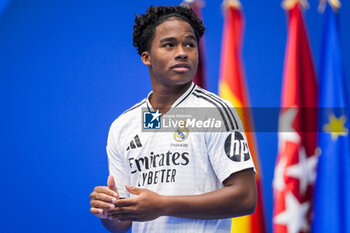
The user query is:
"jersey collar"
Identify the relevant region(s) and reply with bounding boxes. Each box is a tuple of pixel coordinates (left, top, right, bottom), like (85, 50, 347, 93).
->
(146, 82, 196, 112)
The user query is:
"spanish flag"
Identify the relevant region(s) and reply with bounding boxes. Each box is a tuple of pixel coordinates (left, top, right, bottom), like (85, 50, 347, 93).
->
(218, 1, 267, 233)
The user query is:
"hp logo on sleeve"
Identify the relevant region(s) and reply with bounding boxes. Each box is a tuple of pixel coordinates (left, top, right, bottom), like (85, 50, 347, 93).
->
(224, 132, 251, 162)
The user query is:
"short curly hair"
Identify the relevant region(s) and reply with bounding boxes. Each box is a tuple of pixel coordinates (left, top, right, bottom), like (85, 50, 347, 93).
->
(133, 5, 206, 55)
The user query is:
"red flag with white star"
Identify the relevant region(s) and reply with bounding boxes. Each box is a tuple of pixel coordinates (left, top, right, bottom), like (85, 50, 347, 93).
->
(273, 2, 318, 233)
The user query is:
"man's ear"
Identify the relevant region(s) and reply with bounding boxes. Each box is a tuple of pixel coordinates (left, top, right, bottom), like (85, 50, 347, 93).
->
(141, 51, 151, 66)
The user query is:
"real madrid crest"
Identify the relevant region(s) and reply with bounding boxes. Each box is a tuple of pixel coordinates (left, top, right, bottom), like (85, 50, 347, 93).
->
(174, 126, 189, 142)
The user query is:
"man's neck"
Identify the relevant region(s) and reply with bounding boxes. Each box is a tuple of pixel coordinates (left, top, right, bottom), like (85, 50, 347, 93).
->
(150, 82, 192, 114)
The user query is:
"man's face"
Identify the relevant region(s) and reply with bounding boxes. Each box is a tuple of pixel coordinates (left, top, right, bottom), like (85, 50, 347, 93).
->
(141, 18, 198, 87)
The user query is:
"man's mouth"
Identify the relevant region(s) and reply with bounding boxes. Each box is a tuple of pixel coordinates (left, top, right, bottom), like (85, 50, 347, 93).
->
(171, 63, 191, 72)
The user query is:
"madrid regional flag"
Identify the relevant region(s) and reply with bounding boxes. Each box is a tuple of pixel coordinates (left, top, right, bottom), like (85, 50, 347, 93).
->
(273, 1, 318, 233)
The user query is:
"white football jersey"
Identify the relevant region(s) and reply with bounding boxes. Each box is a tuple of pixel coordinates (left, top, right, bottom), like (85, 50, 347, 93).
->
(107, 82, 256, 233)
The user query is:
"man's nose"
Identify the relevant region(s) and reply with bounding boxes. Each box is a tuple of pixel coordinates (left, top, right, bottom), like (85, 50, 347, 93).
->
(175, 46, 188, 60)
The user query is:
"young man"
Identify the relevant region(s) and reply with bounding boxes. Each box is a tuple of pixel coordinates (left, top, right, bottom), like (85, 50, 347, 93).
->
(90, 5, 256, 233)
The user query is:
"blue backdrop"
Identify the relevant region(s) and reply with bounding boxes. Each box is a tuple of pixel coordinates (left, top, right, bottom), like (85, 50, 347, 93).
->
(1, 0, 349, 232)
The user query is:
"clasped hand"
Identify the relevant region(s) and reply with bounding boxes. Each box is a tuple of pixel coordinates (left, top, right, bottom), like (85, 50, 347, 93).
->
(90, 176, 164, 222)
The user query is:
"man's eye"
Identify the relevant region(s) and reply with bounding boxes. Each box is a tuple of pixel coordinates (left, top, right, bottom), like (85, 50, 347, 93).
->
(163, 43, 174, 48)
(185, 43, 195, 48)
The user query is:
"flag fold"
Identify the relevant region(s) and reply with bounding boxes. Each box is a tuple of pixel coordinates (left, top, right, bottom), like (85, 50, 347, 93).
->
(273, 3, 318, 233)
(219, 2, 267, 233)
(312, 3, 350, 233)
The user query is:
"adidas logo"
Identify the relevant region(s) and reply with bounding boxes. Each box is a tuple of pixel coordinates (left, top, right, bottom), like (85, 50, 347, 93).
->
(126, 135, 142, 151)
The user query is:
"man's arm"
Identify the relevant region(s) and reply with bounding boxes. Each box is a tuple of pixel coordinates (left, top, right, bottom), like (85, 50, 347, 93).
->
(101, 219, 131, 233)
(90, 187, 132, 233)
(111, 168, 256, 221)
(163, 168, 256, 219)
(90, 176, 132, 233)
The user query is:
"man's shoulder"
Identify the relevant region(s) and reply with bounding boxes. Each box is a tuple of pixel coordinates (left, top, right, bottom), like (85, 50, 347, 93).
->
(191, 85, 233, 108)
(191, 86, 243, 131)
(110, 98, 147, 129)
(120, 98, 148, 117)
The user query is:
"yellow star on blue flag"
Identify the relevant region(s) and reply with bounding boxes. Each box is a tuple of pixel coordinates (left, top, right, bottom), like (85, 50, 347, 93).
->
(312, 3, 350, 233)
(322, 113, 348, 140)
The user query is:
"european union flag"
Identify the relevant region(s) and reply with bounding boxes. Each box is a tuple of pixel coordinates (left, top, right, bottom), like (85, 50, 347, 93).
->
(312, 3, 350, 233)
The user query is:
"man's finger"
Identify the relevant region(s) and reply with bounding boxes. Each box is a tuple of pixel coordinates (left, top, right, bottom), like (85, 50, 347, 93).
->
(107, 175, 119, 193)
(111, 213, 140, 222)
(110, 206, 136, 215)
(93, 186, 118, 198)
(90, 207, 103, 215)
(90, 207, 109, 219)
(90, 192, 117, 203)
(115, 197, 137, 207)
(125, 184, 142, 195)
(91, 200, 116, 210)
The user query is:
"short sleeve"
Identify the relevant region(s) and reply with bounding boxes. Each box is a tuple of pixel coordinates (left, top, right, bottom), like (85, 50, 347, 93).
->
(106, 122, 130, 198)
(205, 101, 256, 183)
